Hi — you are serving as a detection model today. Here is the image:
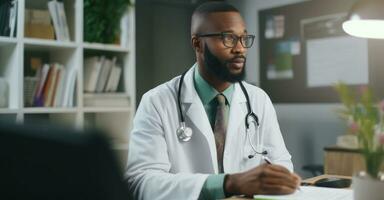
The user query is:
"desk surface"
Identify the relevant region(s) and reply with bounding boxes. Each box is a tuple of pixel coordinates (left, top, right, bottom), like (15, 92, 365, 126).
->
(224, 174, 352, 200)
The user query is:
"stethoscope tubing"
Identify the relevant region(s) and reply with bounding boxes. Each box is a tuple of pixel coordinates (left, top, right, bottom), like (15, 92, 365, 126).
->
(176, 70, 266, 158)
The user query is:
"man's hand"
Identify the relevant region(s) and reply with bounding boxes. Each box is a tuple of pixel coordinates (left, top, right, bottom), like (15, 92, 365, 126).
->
(224, 164, 301, 197)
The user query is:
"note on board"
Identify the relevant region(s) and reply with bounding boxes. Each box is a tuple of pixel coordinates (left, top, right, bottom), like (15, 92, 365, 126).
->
(306, 36, 368, 88)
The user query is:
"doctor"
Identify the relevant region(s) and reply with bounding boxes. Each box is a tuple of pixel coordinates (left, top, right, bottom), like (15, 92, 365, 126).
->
(126, 2, 300, 200)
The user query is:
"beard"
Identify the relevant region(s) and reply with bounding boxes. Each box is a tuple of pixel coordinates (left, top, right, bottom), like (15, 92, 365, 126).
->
(203, 44, 246, 83)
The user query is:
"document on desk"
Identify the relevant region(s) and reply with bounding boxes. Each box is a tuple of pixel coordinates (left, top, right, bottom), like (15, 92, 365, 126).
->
(253, 186, 352, 200)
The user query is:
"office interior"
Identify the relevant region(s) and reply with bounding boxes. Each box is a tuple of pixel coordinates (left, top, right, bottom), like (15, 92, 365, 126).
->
(137, 0, 377, 178)
(1, 0, 384, 197)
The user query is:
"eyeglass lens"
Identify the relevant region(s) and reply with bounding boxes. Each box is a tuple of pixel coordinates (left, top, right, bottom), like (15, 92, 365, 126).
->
(223, 34, 254, 48)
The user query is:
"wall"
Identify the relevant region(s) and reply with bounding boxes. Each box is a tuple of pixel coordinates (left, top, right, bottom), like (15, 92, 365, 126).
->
(136, 1, 196, 104)
(227, 0, 346, 178)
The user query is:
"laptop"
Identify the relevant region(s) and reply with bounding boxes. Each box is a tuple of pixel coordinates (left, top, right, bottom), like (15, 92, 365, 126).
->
(0, 123, 129, 200)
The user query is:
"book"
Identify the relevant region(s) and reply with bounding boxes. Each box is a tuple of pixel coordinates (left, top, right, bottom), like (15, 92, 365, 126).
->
(0, 78, 8, 108)
(57, 1, 70, 41)
(111, 65, 122, 92)
(61, 67, 76, 107)
(33, 64, 50, 107)
(47, 0, 70, 41)
(84, 56, 103, 92)
(8, 0, 17, 37)
(95, 58, 112, 93)
(25, 9, 55, 39)
(53, 66, 66, 107)
(41, 64, 57, 107)
(24, 77, 38, 107)
(44, 63, 60, 107)
(105, 64, 122, 92)
(104, 57, 117, 92)
(0, 0, 11, 36)
(47, 0, 61, 40)
(84, 93, 129, 107)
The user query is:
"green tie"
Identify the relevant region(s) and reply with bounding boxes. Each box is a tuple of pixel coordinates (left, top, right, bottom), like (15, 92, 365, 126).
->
(214, 94, 228, 173)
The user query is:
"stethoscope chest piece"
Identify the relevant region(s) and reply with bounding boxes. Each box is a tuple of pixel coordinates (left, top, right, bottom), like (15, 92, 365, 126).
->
(177, 122, 193, 142)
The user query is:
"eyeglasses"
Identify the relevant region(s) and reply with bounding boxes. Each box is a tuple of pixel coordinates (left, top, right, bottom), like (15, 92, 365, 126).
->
(196, 32, 255, 48)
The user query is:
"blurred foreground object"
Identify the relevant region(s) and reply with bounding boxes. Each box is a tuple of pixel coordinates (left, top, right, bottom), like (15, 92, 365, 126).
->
(0, 123, 129, 200)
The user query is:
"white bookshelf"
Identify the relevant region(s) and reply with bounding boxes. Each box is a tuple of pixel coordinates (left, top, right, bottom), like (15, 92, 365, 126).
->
(0, 0, 135, 167)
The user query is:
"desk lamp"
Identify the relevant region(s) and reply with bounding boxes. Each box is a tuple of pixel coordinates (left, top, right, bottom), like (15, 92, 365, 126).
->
(342, 0, 384, 39)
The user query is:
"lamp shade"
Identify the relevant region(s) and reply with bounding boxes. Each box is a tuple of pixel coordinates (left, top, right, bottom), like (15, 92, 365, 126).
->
(343, 0, 384, 39)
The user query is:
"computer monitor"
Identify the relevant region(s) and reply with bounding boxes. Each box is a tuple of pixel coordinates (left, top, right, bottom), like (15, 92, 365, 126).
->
(0, 123, 129, 200)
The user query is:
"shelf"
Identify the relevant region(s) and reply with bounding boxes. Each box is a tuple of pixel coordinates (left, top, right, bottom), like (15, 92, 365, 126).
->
(83, 92, 129, 98)
(0, 109, 19, 114)
(23, 38, 77, 49)
(0, 37, 17, 45)
(83, 42, 129, 52)
(23, 107, 78, 114)
(82, 107, 131, 113)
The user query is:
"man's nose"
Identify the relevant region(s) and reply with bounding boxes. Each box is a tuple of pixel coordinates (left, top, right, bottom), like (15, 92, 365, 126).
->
(232, 39, 246, 54)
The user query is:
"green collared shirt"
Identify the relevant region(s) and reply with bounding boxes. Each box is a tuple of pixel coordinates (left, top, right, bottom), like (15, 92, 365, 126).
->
(193, 65, 234, 128)
(193, 65, 234, 200)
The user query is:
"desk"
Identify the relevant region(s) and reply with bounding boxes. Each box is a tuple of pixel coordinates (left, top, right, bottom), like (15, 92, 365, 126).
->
(224, 174, 352, 200)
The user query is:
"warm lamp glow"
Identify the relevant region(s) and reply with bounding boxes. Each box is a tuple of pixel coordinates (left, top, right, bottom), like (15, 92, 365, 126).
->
(343, 19, 384, 39)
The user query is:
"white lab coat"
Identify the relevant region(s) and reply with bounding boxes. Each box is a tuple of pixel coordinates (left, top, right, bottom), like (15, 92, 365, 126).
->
(126, 65, 293, 200)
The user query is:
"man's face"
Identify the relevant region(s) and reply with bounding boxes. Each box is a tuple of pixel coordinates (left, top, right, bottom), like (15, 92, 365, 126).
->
(200, 12, 248, 83)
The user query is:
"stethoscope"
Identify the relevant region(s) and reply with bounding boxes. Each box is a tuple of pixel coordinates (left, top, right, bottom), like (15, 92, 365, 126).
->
(176, 71, 267, 159)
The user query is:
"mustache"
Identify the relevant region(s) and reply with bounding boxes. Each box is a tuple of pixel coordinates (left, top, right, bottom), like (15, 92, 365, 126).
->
(228, 55, 246, 62)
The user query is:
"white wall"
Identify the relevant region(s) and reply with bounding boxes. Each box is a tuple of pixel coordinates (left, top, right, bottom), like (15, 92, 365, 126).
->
(227, 0, 346, 178)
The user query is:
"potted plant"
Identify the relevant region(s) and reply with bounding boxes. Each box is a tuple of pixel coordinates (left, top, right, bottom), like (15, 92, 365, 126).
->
(335, 83, 384, 200)
(84, 0, 132, 44)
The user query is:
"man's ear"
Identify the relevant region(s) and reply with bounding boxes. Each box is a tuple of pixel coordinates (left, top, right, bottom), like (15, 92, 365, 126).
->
(191, 35, 202, 53)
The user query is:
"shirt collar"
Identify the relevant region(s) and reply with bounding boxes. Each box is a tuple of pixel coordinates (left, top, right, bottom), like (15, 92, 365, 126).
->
(193, 64, 234, 106)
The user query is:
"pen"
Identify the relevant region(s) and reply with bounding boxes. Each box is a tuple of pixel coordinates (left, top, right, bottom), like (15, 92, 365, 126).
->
(263, 156, 272, 164)
(263, 156, 301, 191)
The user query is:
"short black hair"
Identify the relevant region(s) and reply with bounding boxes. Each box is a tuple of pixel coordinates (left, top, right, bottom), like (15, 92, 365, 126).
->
(193, 1, 239, 16)
(191, 1, 240, 35)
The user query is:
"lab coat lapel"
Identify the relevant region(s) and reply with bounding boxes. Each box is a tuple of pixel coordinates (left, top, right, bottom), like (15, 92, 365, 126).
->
(225, 83, 247, 168)
(181, 66, 218, 173)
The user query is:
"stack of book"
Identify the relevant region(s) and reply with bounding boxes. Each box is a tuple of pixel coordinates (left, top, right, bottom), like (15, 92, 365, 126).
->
(0, 0, 18, 37)
(26, 63, 77, 107)
(25, 9, 55, 39)
(0, 78, 8, 108)
(83, 56, 122, 93)
(47, 0, 70, 41)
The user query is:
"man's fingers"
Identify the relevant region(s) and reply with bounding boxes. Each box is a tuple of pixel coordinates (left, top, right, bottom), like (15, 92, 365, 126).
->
(267, 164, 291, 174)
(261, 176, 298, 189)
(259, 183, 297, 195)
(292, 173, 302, 187)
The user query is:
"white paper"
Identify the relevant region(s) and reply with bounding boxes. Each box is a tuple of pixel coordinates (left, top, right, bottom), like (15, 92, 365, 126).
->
(254, 186, 353, 200)
(306, 36, 368, 88)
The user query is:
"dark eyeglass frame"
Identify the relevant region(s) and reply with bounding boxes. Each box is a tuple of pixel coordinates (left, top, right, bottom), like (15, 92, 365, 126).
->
(196, 32, 255, 48)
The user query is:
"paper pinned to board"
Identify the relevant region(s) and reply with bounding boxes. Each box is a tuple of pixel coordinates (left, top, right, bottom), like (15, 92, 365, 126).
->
(306, 36, 368, 88)
(254, 186, 353, 200)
